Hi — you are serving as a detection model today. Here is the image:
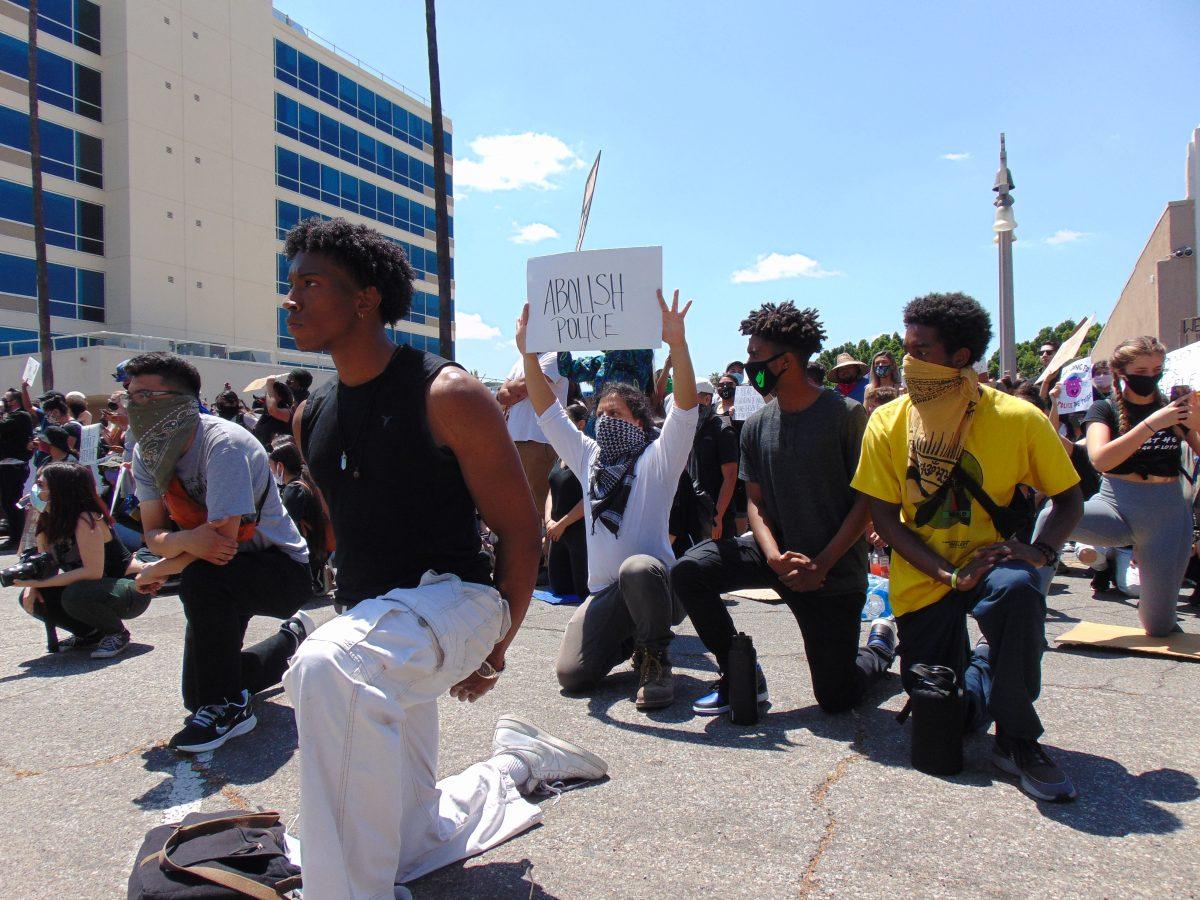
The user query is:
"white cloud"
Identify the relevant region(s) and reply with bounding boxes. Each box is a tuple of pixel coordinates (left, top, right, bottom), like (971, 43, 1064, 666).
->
(1045, 229, 1087, 246)
(510, 222, 559, 244)
(455, 133, 584, 192)
(941, 152, 971, 161)
(730, 252, 842, 284)
(454, 311, 502, 341)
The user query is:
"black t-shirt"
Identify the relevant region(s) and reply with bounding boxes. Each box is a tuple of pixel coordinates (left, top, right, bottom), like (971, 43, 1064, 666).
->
(0, 409, 33, 460)
(692, 412, 739, 529)
(548, 458, 582, 522)
(253, 411, 291, 451)
(1083, 397, 1184, 478)
(280, 480, 319, 535)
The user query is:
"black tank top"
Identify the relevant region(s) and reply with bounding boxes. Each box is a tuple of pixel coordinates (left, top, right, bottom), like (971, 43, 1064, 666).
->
(301, 347, 492, 606)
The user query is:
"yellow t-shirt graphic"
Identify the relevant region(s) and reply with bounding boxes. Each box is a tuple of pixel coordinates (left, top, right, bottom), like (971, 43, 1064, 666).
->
(852, 387, 1080, 617)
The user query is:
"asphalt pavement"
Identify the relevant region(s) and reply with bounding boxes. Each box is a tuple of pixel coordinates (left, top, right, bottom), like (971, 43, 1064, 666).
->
(0, 554, 1196, 899)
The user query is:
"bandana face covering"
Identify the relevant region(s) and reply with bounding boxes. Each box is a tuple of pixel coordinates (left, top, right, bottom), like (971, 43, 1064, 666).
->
(127, 394, 201, 495)
(589, 414, 649, 536)
(902, 355, 980, 510)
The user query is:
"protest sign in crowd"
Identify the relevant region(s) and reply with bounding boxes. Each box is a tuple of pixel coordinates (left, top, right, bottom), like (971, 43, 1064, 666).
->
(8, 216, 1200, 898)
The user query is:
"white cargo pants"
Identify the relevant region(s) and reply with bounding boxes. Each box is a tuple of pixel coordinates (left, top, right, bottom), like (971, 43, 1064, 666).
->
(284, 572, 542, 900)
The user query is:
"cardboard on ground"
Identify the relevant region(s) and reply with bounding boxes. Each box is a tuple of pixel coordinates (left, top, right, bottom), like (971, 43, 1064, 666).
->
(525, 246, 662, 352)
(1055, 621, 1200, 661)
(725, 587, 784, 605)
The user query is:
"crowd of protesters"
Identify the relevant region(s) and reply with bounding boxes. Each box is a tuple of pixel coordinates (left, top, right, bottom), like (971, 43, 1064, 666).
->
(7, 214, 1200, 897)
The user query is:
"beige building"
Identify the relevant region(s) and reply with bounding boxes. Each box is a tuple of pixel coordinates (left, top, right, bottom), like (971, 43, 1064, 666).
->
(1093, 127, 1199, 360)
(0, 0, 451, 395)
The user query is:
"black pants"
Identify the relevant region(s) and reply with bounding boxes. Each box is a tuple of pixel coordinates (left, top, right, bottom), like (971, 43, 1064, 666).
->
(672, 536, 888, 713)
(547, 524, 588, 598)
(180, 549, 310, 711)
(31, 578, 149, 636)
(0, 462, 27, 539)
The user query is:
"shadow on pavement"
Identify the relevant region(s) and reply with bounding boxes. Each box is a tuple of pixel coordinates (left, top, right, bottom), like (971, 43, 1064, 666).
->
(0, 642, 153, 684)
(412, 856, 562, 899)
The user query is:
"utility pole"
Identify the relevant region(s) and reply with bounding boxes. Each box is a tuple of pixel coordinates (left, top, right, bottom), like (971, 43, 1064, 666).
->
(992, 133, 1017, 378)
(425, 0, 454, 361)
(27, 0, 54, 389)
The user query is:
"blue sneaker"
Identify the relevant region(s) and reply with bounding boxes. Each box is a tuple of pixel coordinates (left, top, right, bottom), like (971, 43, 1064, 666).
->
(692, 666, 768, 716)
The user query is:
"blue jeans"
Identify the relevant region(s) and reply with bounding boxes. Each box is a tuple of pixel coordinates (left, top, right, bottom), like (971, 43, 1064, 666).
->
(896, 561, 1047, 740)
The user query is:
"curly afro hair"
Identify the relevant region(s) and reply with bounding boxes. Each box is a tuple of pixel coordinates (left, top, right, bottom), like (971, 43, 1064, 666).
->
(284, 217, 415, 325)
(902, 292, 992, 365)
(739, 301, 826, 359)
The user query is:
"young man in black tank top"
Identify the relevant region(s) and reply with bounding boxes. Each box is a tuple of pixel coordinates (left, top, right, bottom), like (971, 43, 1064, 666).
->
(279, 218, 607, 898)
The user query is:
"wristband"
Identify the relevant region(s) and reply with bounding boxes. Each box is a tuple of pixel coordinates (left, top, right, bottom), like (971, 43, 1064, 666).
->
(950, 567, 960, 590)
(1143, 420, 1156, 435)
(1033, 541, 1060, 567)
(477, 660, 502, 680)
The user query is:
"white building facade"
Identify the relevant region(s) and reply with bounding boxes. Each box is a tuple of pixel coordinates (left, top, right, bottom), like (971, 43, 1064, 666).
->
(0, 0, 451, 395)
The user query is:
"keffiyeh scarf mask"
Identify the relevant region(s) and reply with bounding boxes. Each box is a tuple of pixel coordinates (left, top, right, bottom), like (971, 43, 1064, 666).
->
(127, 393, 201, 495)
(589, 414, 649, 536)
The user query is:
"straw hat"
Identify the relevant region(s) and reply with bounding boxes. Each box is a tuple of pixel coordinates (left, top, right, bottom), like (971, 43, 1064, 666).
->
(829, 352, 867, 378)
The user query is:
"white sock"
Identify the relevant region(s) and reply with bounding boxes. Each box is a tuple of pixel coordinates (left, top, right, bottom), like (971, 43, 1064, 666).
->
(493, 751, 533, 792)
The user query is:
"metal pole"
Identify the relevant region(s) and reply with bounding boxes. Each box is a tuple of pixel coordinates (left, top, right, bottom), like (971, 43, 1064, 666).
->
(425, 0, 454, 361)
(27, 0, 54, 390)
(993, 133, 1016, 377)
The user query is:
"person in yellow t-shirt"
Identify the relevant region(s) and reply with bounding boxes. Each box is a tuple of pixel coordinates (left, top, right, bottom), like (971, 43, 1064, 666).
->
(852, 292, 1082, 802)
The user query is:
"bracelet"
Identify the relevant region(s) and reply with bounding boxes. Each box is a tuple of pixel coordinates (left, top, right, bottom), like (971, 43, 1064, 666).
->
(477, 660, 503, 680)
(1143, 420, 1156, 435)
(950, 567, 960, 590)
(1032, 541, 1060, 567)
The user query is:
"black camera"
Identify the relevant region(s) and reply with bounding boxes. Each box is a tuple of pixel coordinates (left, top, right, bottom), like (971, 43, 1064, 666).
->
(0, 551, 57, 587)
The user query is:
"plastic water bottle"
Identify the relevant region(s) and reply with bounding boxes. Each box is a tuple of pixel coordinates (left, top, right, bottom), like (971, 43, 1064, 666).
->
(862, 574, 891, 621)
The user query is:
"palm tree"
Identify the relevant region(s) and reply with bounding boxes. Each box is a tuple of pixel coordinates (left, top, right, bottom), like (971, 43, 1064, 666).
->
(424, 0, 453, 361)
(27, 0, 54, 389)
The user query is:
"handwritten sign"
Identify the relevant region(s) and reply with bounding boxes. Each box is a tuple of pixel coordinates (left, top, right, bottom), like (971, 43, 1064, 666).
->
(78, 423, 102, 467)
(1056, 358, 1093, 414)
(21, 357, 39, 386)
(525, 247, 663, 352)
(733, 384, 765, 421)
(1163, 342, 1200, 393)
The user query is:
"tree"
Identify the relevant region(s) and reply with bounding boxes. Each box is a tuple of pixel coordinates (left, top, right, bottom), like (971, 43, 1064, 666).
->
(986, 319, 1104, 379)
(816, 333, 905, 381)
(27, 0, 53, 389)
(425, 0, 453, 360)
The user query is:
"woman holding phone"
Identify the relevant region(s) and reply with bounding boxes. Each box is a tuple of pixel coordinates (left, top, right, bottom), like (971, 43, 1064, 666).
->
(1040, 336, 1199, 635)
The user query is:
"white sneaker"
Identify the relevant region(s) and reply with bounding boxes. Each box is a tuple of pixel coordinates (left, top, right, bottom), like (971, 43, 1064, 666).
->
(492, 715, 608, 788)
(281, 609, 316, 647)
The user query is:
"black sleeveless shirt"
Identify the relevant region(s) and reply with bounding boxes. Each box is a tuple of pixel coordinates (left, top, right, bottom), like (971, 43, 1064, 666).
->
(301, 347, 492, 606)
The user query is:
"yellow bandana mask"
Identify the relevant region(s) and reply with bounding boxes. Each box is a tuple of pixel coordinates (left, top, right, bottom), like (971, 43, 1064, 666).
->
(902, 356, 980, 506)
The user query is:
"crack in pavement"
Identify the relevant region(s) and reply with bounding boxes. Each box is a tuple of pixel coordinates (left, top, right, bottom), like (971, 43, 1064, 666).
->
(0, 739, 164, 779)
(799, 717, 867, 898)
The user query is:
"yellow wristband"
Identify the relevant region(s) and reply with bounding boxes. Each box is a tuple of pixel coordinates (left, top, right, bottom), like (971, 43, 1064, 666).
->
(950, 568, 961, 590)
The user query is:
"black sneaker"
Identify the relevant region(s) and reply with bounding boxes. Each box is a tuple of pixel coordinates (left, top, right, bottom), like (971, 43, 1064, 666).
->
(693, 666, 769, 716)
(170, 690, 257, 753)
(991, 734, 1077, 801)
(866, 617, 897, 663)
(59, 629, 103, 651)
(90, 630, 131, 659)
(279, 610, 315, 650)
(1090, 569, 1113, 594)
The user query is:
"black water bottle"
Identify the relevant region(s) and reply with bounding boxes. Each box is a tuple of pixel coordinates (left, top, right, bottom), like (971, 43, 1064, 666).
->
(907, 664, 964, 775)
(727, 632, 759, 725)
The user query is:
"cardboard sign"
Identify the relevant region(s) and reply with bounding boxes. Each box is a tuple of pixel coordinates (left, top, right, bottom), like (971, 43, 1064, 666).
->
(733, 384, 764, 421)
(1035, 316, 1095, 385)
(78, 423, 102, 467)
(525, 247, 662, 352)
(1056, 358, 1093, 414)
(243, 374, 288, 393)
(21, 357, 39, 386)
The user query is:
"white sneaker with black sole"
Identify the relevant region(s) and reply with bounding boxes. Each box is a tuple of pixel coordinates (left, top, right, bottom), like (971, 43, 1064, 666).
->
(170, 689, 257, 754)
(280, 609, 316, 649)
(492, 715, 608, 790)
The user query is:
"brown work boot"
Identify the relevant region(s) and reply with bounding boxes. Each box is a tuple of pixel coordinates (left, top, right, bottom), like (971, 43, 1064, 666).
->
(635, 646, 674, 710)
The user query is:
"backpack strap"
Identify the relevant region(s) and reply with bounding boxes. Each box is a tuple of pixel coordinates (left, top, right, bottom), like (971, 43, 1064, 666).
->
(149, 812, 301, 899)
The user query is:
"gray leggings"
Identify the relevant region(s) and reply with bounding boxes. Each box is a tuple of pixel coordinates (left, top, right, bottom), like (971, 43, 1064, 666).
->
(1037, 476, 1192, 635)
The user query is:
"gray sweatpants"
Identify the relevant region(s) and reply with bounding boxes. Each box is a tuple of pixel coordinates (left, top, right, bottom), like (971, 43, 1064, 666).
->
(555, 554, 684, 691)
(1037, 476, 1192, 635)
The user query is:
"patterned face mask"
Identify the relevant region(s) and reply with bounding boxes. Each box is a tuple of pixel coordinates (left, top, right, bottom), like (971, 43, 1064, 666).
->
(126, 393, 200, 495)
(589, 414, 650, 536)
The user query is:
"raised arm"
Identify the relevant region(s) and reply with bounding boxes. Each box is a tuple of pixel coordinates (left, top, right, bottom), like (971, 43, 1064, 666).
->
(660, 289, 697, 411)
(515, 305, 559, 416)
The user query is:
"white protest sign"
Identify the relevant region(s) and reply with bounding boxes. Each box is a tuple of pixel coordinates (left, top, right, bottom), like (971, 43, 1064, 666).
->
(78, 422, 102, 467)
(1056, 358, 1093, 414)
(525, 247, 662, 352)
(21, 356, 39, 386)
(1163, 342, 1200, 393)
(733, 384, 764, 421)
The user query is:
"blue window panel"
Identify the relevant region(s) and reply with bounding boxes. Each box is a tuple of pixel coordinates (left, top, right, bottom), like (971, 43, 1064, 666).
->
(320, 163, 339, 198)
(338, 122, 356, 163)
(318, 62, 337, 94)
(319, 114, 338, 150)
(43, 190, 73, 233)
(0, 253, 36, 296)
(358, 86, 374, 120)
(0, 106, 29, 151)
(277, 253, 290, 291)
(337, 73, 357, 112)
(276, 146, 299, 181)
(275, 40, 297, 77)
(48, 300, 73, 318)
(39, 50, 72, 95)
(443, 131, 452, 155)
(299, 103, 319, 138)
(298, 52, 318, 90)
(40, 119, 73, 164)
(377, 188, 393, 218)
(47, 261, 74, 301)
(0, 34, 29, 79)
(359, 181, 376, 213)
(359, 133, 376, 167)
(376, 96, 392, 132)
(78, 268, 102, 306)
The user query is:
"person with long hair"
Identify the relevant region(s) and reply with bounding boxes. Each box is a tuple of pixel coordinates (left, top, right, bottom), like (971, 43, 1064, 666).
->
(869, 350, 904, 393)
(1041, 336, 1199, 635)
(519, 290, 699, 711)
(268, 439, 330, 594)
(16, 462, 148, 658)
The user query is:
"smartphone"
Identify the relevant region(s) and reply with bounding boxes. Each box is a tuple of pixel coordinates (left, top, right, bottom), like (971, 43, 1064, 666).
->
(1171, 385, 1191, 402)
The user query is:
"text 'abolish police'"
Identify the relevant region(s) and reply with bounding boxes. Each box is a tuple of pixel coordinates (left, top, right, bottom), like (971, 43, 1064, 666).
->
(541, 272, 625, 344)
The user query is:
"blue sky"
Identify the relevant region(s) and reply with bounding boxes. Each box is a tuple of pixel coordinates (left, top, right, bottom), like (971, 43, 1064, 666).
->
(275, 0, 1200, 379)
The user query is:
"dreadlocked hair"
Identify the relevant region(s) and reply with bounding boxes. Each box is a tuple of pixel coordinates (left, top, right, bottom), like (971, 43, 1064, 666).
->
(1110, 335, 1167, 435)
(284, 217, 415, 324)
(738, 302, 826, 359)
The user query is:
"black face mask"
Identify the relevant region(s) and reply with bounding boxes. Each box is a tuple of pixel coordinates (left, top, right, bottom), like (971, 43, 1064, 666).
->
(716, 384, 735, 401)
(1123, 372, 1162, 397)
(745, 352, 787, 397)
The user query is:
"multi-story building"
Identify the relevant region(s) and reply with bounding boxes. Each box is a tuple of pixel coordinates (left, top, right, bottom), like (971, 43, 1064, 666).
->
(0, 0, 451, 395)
